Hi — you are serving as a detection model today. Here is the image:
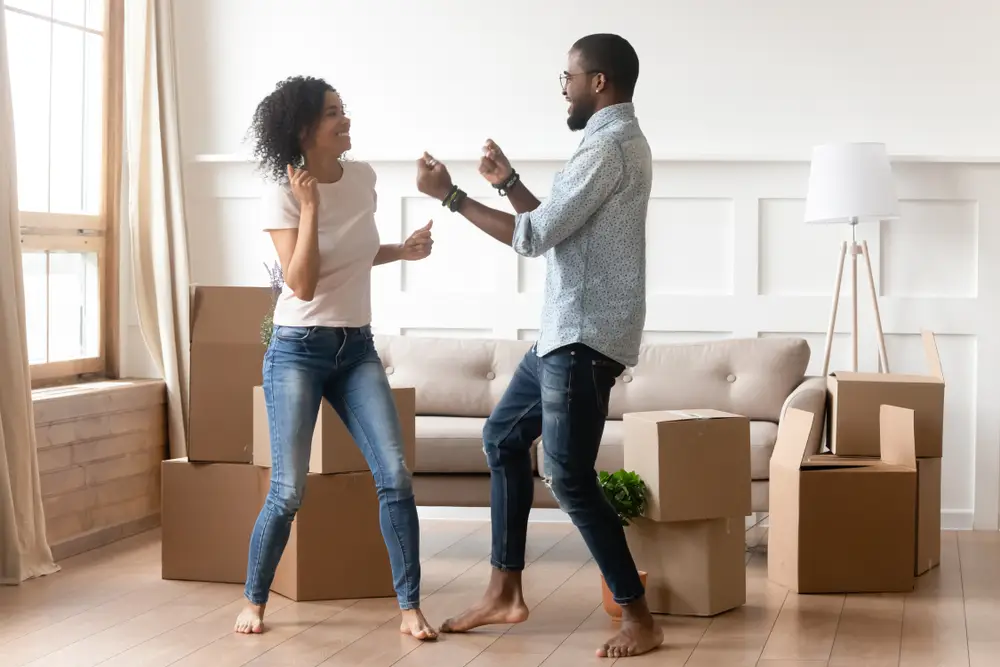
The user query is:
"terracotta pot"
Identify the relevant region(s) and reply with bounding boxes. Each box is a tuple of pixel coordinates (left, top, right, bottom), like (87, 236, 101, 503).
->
(601, 570, 648, 622)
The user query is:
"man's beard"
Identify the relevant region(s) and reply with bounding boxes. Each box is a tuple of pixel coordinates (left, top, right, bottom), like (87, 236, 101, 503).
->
(567, 97, 596, 131)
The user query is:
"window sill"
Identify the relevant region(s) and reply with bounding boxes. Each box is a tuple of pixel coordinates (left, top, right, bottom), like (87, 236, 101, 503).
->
(33, 379, 166, 425)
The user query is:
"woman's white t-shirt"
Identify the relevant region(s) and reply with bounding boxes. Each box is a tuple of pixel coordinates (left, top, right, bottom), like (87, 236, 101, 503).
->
(261, 161, 381, 328)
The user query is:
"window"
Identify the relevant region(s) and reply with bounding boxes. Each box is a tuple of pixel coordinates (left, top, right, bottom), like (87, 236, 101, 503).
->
(4, 0, 123, 385)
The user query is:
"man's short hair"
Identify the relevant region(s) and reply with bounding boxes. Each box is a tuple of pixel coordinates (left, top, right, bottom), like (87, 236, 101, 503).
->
(571, 34, 640, 98)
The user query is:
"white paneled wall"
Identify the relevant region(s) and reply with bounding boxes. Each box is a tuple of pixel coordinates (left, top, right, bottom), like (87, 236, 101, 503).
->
(180, 157, 1000, 530)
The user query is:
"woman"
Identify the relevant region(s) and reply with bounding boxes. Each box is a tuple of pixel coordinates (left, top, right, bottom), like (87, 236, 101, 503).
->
(235, 75, 437, 640)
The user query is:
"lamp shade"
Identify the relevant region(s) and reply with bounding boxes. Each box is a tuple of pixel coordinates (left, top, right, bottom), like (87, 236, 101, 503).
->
(803, 142, 900, 224)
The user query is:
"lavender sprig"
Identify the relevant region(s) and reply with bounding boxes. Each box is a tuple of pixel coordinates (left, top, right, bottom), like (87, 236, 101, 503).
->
(264, 260, 284, 299)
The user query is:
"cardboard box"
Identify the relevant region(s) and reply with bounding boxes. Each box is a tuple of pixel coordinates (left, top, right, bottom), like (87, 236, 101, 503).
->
(768, 405, 918, 594)
(626, 516, 746, 616)
(623, 409, 751, 522)
(264, 470, 395, 602)
(916, 458, 942, 576)
(252, 386, 416, 475)
(189, 285, 273, 463)
(828, 330, 944, 458)
(161, 458, 258, 584)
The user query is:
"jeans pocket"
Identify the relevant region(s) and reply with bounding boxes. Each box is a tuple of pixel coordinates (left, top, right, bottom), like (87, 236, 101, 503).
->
(274, 325, 312, 342)
(591, 363, 621, 416)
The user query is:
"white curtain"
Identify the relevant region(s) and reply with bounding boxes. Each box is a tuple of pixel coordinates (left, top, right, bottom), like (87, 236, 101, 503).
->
(0, 8, 60, 585)
(124, 0, 191, 459)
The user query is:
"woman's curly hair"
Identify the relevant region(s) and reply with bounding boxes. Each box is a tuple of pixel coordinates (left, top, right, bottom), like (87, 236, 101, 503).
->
(247, 76, 336, 184)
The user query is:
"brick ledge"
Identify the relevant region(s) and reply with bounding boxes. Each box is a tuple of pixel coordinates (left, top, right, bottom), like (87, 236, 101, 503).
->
(33, 379, 166, 425)
(33, 378, 165, 401)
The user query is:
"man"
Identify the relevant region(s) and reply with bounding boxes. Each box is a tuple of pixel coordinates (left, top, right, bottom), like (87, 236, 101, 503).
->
(415, 33, 661, 659)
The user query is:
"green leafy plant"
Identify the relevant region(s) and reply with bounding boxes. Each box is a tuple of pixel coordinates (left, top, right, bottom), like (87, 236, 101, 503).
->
(598, 469, 648, 527)
(260, 310, 275, 347)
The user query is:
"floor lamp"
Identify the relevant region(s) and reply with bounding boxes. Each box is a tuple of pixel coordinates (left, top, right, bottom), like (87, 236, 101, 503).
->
(804, 142, 900, 376)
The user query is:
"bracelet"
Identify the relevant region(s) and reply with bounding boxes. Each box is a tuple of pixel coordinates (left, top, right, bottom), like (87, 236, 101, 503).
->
(442, 185, 467, 212)
(494, 170, 520, 197)
(442, 185, 459, 208)
(449, 188, 467, 212)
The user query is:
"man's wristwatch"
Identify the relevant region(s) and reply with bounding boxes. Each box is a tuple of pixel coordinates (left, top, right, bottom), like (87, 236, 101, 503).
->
(494, 170, 520, 197)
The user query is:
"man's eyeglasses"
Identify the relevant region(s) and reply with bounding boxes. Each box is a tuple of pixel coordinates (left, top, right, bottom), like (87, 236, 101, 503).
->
(559, 70, 602, 90)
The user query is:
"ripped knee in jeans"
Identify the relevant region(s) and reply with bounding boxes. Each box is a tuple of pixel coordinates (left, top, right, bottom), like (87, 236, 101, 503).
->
(542, 468, 567, 510)
(482, 438, 505, 472)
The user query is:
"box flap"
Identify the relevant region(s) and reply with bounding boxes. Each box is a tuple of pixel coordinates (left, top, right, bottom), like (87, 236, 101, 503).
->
(921, 330, 944, 381)
(830, 371, 939, 384)
(626, 409, 741, 424)
(190, 285, 273, 345)
(830, 330, 943, 386)
(880, 405, 918, 469)
(802, 455, 880, 468)
(770, 408, 815, 470)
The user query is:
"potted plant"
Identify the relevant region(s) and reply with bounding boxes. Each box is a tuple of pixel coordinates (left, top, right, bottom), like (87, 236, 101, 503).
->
(597, 469, 649, 621)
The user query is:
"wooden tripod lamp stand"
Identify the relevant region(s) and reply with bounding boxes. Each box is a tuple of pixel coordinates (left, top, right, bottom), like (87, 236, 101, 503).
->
(804, 142, 900, 376)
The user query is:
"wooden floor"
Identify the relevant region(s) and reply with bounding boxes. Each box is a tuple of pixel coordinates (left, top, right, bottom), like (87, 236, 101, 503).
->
(0, 520, 996, 666)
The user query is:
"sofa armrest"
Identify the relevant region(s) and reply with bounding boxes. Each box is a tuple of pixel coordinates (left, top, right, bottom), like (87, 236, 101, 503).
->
(779, 376, 827, 457)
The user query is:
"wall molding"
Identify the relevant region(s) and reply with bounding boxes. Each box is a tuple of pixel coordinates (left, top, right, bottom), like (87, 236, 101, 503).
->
(190, 153, 1000, 166)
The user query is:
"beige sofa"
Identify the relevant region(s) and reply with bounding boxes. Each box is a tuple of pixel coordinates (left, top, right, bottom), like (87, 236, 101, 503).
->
(374, 335, 826, 513)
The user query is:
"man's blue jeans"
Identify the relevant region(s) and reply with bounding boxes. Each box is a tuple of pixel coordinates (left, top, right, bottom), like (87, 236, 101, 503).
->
(483, 342, 646, 605)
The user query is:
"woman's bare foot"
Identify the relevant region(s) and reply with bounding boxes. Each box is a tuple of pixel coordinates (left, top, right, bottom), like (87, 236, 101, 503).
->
(597, 597, 663, 658)
(440, 569, 530, 633)
(400, 608, 439, 641)
(234, 601, 266, 634)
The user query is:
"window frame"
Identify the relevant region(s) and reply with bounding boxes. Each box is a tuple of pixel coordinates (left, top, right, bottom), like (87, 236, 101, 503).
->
(6, 0, 125, 388)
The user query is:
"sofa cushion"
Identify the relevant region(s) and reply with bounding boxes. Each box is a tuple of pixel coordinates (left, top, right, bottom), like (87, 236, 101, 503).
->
(537, 419, 778, 481)
(375, 334, 809, 424)
(413, 416, 539, 474)
(376, 336, 532, 418)
(606, 338, 810, 423)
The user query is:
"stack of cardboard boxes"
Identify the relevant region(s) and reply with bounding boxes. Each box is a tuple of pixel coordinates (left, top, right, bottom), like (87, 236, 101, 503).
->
(161, 286, 414, 602)
(617, 331, 945, 610)
(161, 286, 272, 586)
(768, 330, 945, 594)
(622, 409, 752, 616)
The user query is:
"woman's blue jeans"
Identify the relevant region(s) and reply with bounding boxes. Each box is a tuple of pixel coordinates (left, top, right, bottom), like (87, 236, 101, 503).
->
(243, 324, 421, 609)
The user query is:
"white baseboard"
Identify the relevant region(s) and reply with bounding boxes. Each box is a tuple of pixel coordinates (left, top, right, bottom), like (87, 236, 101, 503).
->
(941, 509, 974, 531)
(419, 507, 976, 531)
(417, 506, 569, 522)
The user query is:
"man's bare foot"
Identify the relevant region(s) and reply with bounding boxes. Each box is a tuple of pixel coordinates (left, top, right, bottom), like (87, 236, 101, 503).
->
(440, 569, 530, 633)
(400, 608, 439, 641)
(597, 597, 664, 658)
(234, 601, 265, 634)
